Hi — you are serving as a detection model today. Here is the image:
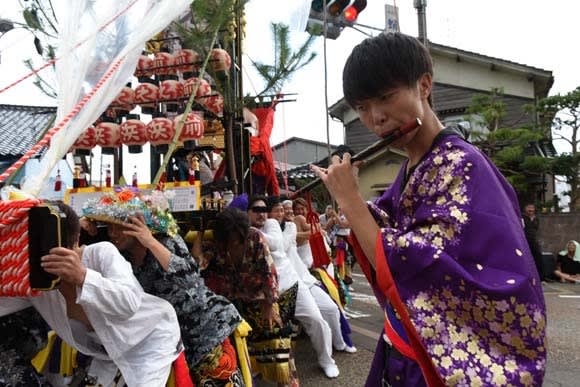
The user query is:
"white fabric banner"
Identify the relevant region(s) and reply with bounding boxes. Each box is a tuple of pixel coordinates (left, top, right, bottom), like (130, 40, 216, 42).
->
(23, 0, 190, 196)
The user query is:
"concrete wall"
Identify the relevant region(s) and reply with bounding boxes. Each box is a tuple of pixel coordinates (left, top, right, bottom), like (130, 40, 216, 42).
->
(538, 213, 580, 255)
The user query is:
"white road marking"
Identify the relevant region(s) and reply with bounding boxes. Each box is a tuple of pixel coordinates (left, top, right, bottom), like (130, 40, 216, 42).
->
(344, 308, 371, 319)
(349, 291, 379, 306)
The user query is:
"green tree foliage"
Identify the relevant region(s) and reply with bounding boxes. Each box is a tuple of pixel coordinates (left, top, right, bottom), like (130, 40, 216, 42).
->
(249, 22, 317, 97)
(467, 88, 552, 202)
(292, 177, 331, 211)
(466, 87, 505, 133)
(19, 0, 59, 98)
(536, 87, 580, 211)
(175, 0, 247, 58)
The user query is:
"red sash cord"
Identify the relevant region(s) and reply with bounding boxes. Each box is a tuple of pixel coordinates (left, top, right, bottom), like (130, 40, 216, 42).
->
(372, 232, 445, 387)
(350, 232, 445, 386)
(382, 311, 417, 361)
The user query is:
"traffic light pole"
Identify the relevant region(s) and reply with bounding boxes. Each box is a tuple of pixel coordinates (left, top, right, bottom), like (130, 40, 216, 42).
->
(322, 0, 333, 168)
(347, 21, 385, 32)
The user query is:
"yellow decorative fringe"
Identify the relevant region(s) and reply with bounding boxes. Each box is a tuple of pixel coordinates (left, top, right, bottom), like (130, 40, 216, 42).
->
(249, 337, 292, 384)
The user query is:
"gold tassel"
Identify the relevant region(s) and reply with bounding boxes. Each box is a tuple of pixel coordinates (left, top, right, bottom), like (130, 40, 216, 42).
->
(31, 331, 56, 373)
(59, 340, 77, 376)
(233, 320, 253, 387)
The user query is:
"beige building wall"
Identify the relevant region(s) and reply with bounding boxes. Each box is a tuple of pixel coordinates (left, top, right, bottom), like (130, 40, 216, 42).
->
(432, 54, 536, 99)
(358, 149, 407, 201)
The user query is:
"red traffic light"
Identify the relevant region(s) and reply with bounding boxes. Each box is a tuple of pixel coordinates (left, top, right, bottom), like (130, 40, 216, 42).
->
(343, 6, 358, 23)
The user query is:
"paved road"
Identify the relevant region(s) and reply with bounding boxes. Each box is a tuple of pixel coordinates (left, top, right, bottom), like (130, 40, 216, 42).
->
(260, 269, 580, 386)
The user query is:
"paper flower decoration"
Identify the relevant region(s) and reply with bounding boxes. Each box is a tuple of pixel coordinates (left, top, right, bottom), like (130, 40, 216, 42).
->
(82, 188, 178, 237)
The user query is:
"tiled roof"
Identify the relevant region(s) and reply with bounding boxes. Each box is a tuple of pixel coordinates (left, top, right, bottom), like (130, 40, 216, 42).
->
(0, 104, 56, 158)
(271, 136, 339, 151)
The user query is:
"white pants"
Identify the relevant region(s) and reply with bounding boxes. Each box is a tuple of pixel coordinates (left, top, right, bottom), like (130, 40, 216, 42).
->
(293, 281, 335, 368)
(309, 285, 347, 350)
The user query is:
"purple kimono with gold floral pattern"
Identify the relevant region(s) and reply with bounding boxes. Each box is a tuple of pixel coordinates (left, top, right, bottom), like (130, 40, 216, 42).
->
(355, 131, 546, 386)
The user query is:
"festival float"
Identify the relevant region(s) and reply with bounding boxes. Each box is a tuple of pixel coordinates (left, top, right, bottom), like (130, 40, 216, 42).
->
(0, 0, 320, 296)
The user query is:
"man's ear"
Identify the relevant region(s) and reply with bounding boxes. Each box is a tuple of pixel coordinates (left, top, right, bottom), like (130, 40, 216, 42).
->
(418, 73, 433, 101)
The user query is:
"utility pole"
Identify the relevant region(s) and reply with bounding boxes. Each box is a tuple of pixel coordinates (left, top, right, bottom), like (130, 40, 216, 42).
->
(413, 0, 428, 45)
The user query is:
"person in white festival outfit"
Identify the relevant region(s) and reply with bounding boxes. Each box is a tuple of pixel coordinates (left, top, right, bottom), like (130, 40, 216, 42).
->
(247, 195, 340, 379)
(0, 202, 182, 386)
(274, 198, 357, 354)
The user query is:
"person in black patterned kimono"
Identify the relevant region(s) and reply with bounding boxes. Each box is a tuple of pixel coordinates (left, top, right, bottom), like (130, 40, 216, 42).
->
(0, 307, 51, 387)
(81, 189, 243, 386)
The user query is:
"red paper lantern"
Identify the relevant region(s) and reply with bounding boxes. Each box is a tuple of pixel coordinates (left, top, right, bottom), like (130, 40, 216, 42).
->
(154, 51, 175, 75)
(120, 115, 148, 153)
(175, 112, 204, 149)
(175, 49, 200, 75)
(203, 93, 224, 117)
(134, 81, 159, 115)
(210, 48, 231, 73)
(136, 55, 154, 78)
(147, 117, 175, 153)
(159, 79, 184, 112)
(95, 122, 121, 154)
(71, 126, 96, 156)
(112, 85, 135, 115)
(183, 77, 211, 99)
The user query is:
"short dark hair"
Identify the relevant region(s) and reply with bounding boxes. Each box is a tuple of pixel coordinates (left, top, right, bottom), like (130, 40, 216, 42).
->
(214, 207, 250, 244)
(248, 195, 268, 210)
(266, 196, 282, 212)
(52, 201, 80, 249)
(343, 32, 433, 107)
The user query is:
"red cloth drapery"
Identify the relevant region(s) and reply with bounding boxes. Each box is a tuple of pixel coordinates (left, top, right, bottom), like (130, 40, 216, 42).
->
(250, 106, 279, 195)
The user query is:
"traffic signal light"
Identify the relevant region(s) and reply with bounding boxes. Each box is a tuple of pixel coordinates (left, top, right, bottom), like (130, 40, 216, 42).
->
(327, 0, 353, 16)
(340, 0, 367, 26)
(306, 0, 367, 39)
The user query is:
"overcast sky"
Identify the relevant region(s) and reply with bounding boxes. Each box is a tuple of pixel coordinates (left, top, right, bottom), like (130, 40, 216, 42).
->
(1, 0, 579, 180)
